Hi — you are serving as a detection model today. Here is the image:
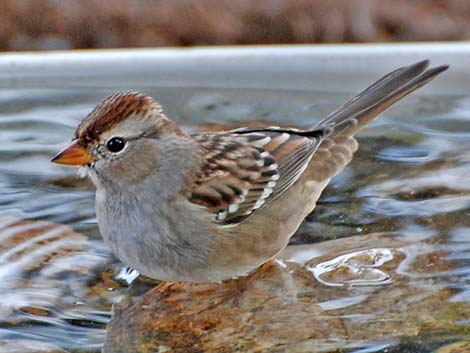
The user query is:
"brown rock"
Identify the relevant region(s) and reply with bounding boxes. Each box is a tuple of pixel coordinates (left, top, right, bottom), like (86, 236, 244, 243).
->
(103, 233, 467, 353)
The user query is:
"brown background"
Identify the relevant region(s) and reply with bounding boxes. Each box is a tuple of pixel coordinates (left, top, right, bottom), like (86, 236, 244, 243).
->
(1, 0, 470, 51)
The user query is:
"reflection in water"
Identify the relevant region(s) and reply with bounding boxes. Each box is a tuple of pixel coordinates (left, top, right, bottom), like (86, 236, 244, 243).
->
(0, 88, 468, 352)
(308, 248, 398, 287)
(0, 215, 109, 350)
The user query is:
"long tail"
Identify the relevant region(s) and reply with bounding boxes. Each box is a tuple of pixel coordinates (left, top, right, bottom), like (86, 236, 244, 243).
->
(314, 60, 449, 136)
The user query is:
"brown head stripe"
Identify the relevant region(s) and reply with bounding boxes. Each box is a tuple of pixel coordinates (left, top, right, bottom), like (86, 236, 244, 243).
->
(75, 91, 158, 143)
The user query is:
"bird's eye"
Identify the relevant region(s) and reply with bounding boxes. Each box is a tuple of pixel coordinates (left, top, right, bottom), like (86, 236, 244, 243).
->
(106, 137, 126, 153)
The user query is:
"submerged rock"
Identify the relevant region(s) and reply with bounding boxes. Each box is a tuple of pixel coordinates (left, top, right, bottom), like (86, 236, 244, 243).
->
(0, 214, 111, 350)
(104, 233, 469, 353)
(435, 341, 470, 353)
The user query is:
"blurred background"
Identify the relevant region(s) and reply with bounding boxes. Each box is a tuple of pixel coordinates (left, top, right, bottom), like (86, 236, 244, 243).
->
(1, 0, 470, 51)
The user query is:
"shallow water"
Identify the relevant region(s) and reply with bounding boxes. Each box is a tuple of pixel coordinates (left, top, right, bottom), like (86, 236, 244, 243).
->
(0, 86, 468, 352)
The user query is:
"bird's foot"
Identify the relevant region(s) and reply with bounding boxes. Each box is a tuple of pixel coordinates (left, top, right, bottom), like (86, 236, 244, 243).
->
(151, 281, 176, 294)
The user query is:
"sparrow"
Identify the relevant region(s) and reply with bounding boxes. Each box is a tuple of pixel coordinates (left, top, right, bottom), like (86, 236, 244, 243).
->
(51, 60, 448, 283)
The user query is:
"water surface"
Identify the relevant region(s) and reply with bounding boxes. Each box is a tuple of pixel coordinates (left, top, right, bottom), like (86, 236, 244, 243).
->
(0, 86, 468, 352)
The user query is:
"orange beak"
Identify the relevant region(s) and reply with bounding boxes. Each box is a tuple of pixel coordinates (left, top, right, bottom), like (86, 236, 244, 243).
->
(51, 140, 94, 166)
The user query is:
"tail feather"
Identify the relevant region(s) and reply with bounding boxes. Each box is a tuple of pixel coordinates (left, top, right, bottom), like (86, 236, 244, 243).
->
(315, 60, 449, 136)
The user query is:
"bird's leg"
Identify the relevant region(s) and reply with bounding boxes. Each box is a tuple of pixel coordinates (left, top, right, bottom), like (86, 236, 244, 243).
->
(142, 259, 276, 312)
(188, 258, 277, 313)
(237, 257, 276, 290)
(216, 258, 276, 306)
(152, 281, 176, 293)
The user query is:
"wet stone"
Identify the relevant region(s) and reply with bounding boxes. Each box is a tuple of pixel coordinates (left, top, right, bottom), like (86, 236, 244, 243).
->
(103, 233, 469, 353)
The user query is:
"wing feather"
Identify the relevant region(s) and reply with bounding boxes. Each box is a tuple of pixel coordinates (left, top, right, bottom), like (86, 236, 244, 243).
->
(189, 127, 324, 225)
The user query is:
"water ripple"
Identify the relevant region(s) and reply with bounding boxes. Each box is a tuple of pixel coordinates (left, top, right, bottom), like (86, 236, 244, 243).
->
(0, 88, 467, 352)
